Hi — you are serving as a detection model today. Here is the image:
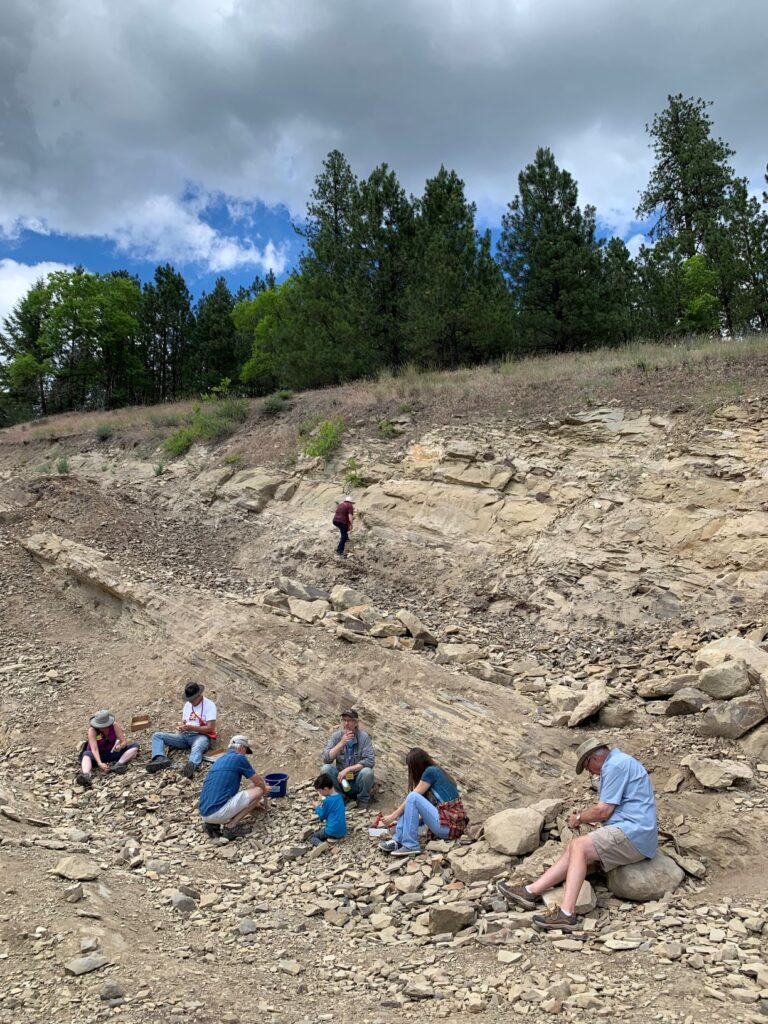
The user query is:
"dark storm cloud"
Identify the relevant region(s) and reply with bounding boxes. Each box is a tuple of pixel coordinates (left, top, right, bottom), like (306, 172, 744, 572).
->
(1, 0, 766, 261)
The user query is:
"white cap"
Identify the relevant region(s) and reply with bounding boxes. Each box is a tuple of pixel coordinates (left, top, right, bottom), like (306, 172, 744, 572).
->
(228, 735, 252, 754)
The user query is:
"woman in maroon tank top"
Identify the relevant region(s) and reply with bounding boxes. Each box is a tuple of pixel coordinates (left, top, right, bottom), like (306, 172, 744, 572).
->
(76, 710, 140, 789)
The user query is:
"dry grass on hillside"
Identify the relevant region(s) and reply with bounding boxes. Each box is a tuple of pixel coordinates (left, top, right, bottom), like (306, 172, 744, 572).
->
(2, 334, 766, 459)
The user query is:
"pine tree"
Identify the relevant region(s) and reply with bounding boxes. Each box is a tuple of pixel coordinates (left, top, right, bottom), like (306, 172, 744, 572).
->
(498, 147, 603, 351)
(193, 278, 238, 390)
(140, 265, 195, 400)
(637, 95, 735, 258)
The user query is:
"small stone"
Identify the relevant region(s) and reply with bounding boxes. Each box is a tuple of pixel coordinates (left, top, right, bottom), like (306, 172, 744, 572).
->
(171, 891, 197, 913)
(100, 981, 126, 1001)
(278, 959, 302, 976)
(427, 902, 476, 935)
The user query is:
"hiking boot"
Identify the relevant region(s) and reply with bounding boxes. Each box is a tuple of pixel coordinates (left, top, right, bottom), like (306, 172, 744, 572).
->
(203, 822, 221, 838)
(181, 762, 196, 780)
(221, 824, 249, 841)
(75, 771, 92, 789)
(111, 763, 129, 776)
(496, 881, 543, 911)
(532, 906, 579, 932)
(146, 755, 171, 774)
(379, 838, 400, 853)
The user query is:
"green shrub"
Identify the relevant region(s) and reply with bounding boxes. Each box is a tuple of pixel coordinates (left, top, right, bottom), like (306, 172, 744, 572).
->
(96, 423, 113, 441)
(224, 452, 243, 466)
(262, 394, 286, 416)
(276, 389, 294, 401)
(344, 457, 364, 488)
(377, 418, 397, 438)
(153, 462, 165, 477)
(301, 417, 345, 460)
(161, 398, 249, 459)
(149, 411, 182, 428)
(35, 463, 51, 475)
(56, 457, 69, 475)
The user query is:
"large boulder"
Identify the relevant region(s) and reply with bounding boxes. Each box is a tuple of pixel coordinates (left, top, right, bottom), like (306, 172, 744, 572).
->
(665, 687, 709, 716)
(568, 681, 610, 727)
(435, 642, 484, 665)
(695, 637, 768, 680)
(54, 856, 100, 881)
(698, 693, 767, 739)
(637, 673, 698, 699)
(330, 584, 373, 611)
(548, 685, 580, 712)
(682, 754, 753, 789)
(698, 660, 751, 699)
(484, 807, 544, 856)
(396, 609, 437, 645)
(278, 577, 330, 602)
(427, 902, 476, 935)
(448, 842, 511, 883)
(218, 469, 285, 512)
(287, 598, 329, 624)
(607, 853, 684, 901)
(739, 721, 768, 760)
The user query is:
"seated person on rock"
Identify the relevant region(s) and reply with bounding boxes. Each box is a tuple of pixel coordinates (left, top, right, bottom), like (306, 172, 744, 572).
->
(76, 709, 140, 788)
(310, 773, 348, 847)
(321, 708, 375, 809)
(498, 739, 658, 932)
(379, 747, 469, 857)
(146, 681, 217, 779)
(198, 735, 270, 839)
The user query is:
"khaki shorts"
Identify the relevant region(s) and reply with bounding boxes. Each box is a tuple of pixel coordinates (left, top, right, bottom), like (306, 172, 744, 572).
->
(201, 789, 252, 825)
(591, 826, 646, 872)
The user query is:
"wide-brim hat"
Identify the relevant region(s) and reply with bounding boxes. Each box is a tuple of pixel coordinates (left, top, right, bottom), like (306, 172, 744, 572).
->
(184, 681, 204, 700)
(90, 709, 115, 730)
(575, 738, 609, 774)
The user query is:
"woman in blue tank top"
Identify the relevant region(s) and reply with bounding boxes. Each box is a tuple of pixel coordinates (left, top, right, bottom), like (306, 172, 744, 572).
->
(379, 747, 469, 856)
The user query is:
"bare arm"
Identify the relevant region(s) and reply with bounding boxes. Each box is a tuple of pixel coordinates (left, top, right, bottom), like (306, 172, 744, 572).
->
(113, 723, 127, 749)
(180, 719, 216, 735)
(569, 801, 616, 829)
(87, 727, 104, 766)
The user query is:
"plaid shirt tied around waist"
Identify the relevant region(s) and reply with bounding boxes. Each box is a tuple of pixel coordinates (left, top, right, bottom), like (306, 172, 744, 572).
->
(436, 797, 469, 840)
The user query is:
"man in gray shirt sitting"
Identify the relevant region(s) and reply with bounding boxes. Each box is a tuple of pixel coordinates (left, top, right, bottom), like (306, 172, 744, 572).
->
(321, 708, 375, 809)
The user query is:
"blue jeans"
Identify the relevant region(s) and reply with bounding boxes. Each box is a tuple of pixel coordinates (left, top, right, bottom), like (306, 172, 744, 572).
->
(151, 731, 210, 766)
(395, 792, 450, 850)
(335, 523, 349, 554)
(322, 764, 374, 805)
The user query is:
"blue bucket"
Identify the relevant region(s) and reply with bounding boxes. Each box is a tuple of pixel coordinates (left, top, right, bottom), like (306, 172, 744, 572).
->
(265, 772, 289, 798)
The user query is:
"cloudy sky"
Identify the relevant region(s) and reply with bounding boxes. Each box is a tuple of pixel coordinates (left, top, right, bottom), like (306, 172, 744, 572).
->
(1, 0, 767, 321)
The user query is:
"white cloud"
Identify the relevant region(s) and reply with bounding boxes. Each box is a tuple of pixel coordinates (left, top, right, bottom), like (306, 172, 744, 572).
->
(1, 0, 766, 268)
(108, 194, 290, 274)
(0, 258, 74, 327)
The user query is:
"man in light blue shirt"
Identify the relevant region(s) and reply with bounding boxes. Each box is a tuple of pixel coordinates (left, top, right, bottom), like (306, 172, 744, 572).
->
(498, 739, 658, 932)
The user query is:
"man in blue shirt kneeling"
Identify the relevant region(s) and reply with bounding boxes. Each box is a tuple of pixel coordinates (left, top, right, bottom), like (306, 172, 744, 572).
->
(498, 739, 658, 932)
(198, 735, 269, 840)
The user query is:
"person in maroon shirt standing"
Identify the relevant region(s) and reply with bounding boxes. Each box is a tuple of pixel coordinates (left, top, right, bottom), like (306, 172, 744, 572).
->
(333, 495, 355, 556)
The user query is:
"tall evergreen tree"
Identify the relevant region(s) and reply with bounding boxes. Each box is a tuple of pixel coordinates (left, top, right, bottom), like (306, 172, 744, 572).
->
(636, 95, 735, 258)
(193, 277, 238, 390)
(140, 265, 195, 401)
(351, 163, 414, 368)
(498, 147, 603, 351)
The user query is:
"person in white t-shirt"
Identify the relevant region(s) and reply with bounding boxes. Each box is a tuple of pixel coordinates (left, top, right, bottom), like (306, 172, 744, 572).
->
(146, 681, 218, 779)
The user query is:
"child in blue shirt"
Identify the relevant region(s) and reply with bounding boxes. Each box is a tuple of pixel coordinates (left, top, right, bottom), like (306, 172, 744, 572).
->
(311, 772, 347, 846)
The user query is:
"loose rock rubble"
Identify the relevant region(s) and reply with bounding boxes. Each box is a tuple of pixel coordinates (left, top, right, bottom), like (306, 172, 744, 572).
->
(2, 395, 768, 1023)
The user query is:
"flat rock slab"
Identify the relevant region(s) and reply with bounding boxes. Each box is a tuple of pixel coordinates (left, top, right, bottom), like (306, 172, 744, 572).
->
(64, 955, 110, 976)
(682, 754, 754, 789)
(54, 855, 100, 881)
(448, 842, 510, 883)
(484, 807, 544, 857)
(568, 681, 610, 727)
(698, 693, 767, 739)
